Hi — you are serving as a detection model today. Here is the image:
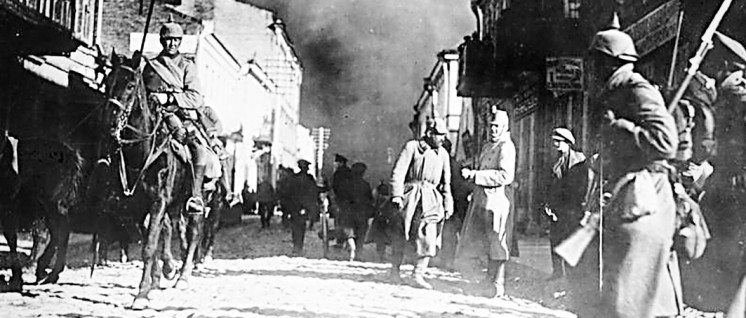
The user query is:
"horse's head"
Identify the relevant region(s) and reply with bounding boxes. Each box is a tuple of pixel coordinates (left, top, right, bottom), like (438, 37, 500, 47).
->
(102, 49, 144, 143)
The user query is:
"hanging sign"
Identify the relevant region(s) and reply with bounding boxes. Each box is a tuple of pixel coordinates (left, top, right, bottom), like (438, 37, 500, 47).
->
(546, 57, 584, 92)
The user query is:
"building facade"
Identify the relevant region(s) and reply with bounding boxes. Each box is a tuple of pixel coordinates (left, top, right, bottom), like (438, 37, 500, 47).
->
(459, 0, 694, 232)
(411, 49, 472, 162)
(0, 0, 107, 160)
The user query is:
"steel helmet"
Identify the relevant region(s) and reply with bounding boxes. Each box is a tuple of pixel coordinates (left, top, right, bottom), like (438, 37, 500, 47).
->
(589, 13, 638, 62)
(159, 22, 184, 39)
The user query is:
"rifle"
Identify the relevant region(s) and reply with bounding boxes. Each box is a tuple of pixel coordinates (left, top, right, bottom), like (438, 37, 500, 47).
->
(666, 0, 733, 113)
(554, 154, 605, 267)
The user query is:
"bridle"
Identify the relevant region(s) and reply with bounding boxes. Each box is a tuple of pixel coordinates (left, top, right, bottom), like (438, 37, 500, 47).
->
(105, 62, 169, 196)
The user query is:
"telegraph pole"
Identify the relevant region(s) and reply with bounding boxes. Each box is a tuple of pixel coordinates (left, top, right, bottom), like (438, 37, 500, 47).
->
(311, 126, 331, 257)
(312, 127, 330, 179)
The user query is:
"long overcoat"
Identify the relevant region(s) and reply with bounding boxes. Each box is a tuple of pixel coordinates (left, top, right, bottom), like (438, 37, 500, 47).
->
(390, 140, 453, 253)
(596, 63, 679, 318)
(457, 135, 516, 261)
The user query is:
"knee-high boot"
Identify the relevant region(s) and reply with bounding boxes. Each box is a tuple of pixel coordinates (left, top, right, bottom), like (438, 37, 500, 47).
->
(413, 257, 432, 289)
(187, 164, 206, 213)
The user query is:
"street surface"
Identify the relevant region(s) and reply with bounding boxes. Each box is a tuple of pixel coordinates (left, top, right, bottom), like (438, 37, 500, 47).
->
(0, 215, 722, 317)
(0, 215, 578, 318)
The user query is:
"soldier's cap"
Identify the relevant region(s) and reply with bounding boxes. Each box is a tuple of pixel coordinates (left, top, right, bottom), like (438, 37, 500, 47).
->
(429, 118, 448, 135)
(160, 22, 184, 39)
(334, 154, 348, 163)
(589, 13, 638, 62)
(298, 159, 311, 167)
(551, 128, 575, 145)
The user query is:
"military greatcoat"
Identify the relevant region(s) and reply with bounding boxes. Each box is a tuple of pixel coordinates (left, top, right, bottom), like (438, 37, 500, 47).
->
(596, 63, 679, 318)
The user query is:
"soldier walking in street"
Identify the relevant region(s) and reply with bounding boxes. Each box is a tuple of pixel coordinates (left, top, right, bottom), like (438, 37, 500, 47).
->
(456, 109, 516, 299)
(587, 21, 679, 318)
(286, 160, 319, 256)
(543, 128, 588, 280)
(389, 118, 453, 289)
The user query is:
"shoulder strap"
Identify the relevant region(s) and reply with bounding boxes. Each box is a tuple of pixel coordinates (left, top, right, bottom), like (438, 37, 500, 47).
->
(147, 57, 184, 91)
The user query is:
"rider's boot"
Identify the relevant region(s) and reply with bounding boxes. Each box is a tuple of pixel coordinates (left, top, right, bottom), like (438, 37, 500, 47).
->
(187, 164, 206, 213)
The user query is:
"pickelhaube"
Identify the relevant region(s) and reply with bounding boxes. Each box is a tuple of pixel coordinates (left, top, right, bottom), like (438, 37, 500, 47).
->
(160, 22, 184, 39)
(589, 13, 639, 62)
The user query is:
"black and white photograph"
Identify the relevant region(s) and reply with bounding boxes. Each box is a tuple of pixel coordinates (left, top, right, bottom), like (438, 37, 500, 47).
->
(0, 0, 744, 317)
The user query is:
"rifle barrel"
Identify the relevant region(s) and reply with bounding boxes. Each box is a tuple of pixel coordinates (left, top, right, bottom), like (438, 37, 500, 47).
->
(666, 0, 733, 113)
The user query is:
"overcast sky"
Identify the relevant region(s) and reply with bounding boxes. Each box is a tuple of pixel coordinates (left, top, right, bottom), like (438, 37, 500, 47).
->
(242, 0, 475, 183)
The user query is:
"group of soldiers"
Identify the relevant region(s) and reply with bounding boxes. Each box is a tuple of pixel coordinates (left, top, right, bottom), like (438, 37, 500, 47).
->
(140, 15, 746, 317)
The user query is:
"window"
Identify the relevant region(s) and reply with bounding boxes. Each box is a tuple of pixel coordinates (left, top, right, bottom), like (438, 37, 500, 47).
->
(564, 0, 580, 19)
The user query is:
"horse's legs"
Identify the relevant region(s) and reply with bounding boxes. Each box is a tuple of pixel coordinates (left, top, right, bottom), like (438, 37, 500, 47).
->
(44, 210, 70, 284)
(176, 212, 203, 289)
(201, 216, 217, 263)
(36, 212, 57, 283)
(132, 201, 166, 309)
(31, 219, 48, 264)
(177, 214, 188, 261)
(2, 214, 22, 292)
(159, 213, 176, 281)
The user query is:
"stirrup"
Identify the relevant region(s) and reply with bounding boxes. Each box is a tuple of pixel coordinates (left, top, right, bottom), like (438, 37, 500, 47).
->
(186, 197, 205, 214)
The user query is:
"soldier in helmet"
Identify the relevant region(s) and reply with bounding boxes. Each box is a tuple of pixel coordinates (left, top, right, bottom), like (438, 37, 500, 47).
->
(142, 21, 212, 213)
(586, 16, 679, 318)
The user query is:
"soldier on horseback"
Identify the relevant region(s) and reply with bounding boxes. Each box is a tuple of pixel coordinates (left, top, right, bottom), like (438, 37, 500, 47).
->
(142, 21, 213, 213)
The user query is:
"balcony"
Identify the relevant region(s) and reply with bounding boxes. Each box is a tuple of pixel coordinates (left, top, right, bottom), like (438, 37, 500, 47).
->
(0, 0, 101, 55)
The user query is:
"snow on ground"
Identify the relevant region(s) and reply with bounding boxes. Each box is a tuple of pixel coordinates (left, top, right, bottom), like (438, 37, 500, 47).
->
(0, 215, 579, 317)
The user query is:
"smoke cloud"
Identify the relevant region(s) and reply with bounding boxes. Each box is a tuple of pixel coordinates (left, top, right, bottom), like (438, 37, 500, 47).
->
(241, 0, 474, 182)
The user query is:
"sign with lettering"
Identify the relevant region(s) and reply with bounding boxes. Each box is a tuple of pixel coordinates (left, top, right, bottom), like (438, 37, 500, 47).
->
(624, 0, 681, 57)
(546, 57, 583, 92)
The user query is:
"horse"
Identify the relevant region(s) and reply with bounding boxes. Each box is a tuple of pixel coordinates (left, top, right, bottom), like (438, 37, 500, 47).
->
(101, 52, 211, 309)
(83, 159, 147, 267)
(0, 134, 84, 291)
(196, 181, 229, 264)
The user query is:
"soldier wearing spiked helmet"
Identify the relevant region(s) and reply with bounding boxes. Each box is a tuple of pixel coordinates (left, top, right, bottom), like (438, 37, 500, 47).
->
(586, 13, 680, 318)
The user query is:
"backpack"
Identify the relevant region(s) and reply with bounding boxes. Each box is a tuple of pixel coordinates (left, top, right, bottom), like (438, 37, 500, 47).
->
(671, 182, 711, 260)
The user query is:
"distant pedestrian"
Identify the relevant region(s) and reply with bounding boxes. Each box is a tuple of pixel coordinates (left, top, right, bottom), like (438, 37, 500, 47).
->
(337, 162, 374, 261)
(389, 118, 453, 289)
(542, 128, 588, 280)
(457, 108, 516, 299)
(256, 180, 276, 228)
(331, 154, 353, 228)
(276, 166, 294, 228)
(367, 181, 394, 262)
(286, 160, 319, 255)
